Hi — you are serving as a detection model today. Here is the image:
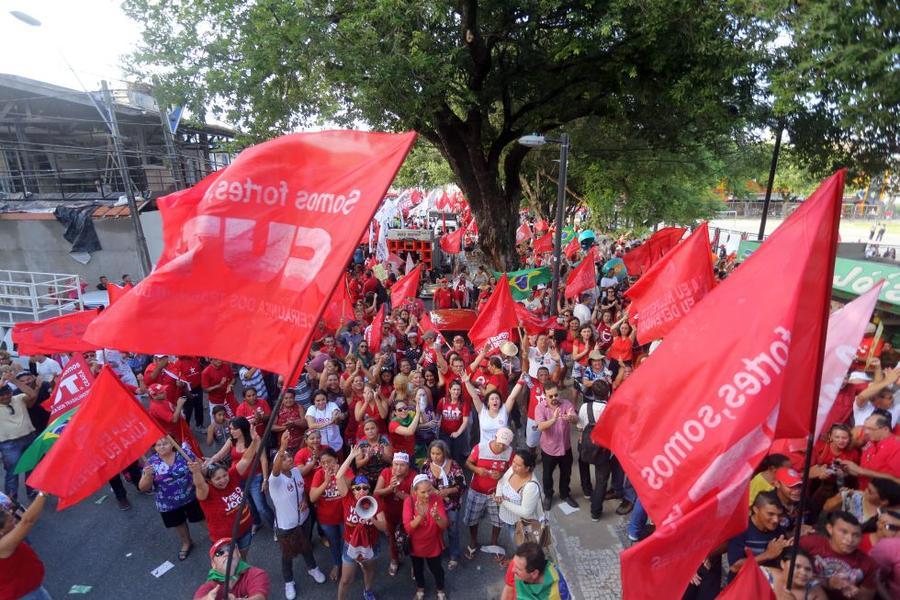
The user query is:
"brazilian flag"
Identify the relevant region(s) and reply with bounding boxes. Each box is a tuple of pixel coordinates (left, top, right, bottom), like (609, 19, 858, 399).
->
(15, 407, 77, 474)
(495, 266, 552, 301)
(561, 226, 577, 245)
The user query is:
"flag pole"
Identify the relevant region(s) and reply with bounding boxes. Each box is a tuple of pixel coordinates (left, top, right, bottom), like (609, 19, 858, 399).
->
(785, 171, 844, 588)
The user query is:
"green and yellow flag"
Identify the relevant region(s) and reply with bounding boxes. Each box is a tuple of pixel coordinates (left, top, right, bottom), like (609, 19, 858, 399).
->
(494, 266, 552, 301)
(15, 407, 77, 474)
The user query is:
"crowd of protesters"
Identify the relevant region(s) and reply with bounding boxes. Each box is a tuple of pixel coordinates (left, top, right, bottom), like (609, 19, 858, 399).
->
(2, 218, 899, 600)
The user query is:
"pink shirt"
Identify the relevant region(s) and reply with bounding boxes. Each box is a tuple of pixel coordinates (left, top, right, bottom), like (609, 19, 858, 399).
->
(535, 399, 576, 456)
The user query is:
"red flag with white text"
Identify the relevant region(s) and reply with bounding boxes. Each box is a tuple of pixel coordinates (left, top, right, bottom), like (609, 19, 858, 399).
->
(365, 305, 386, 353)
(623, 227, 686, 276)
(625, 223, 716, 344)
(469, 275, 520, 353)
(516, 222, 532, 244)
(594, 171, 843, 528)
(439, 227, 464, 254)
(12, 310, 100, 355)
(390, 264, 422, 307)
(27, 366, 166, 510)
(564, 247, 597, 299)
(41, 352, 95, 421)
(83, 131, 416, 376)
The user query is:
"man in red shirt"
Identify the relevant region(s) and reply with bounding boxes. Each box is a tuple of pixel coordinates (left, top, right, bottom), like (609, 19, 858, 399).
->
(839, 410, 900, 489)
(144, 354, 185, 405)
(201, 358, 235, 418)
(362, 270, 379, 296)
(235, 388, 272, 438)
(463, 428, 515, 557)
(148, 383, 188, 442)
(432, 279, 454, 309)
(800, 511, 878, 599)
(174, 356, 204, 429)
(192, 538, 270, 600)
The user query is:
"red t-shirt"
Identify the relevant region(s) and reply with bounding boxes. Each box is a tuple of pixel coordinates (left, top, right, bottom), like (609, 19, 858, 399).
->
(174, 357, 202, 389)
(813, 440, 860, 467)
(0, 542, 44, 599)
(201, 363, 233, 405)
(468, 442, 515, 495)
(388, 420, 416, 457)
(200, 465, 252, 540)
(433, 288, 453, 309)
(293, 447, 318, 492)
(859, 435, 900, 489)
(311, 468, 354, 525)
(148, 399, 181, 441)
(527, 381, 547, 421)
(438, 397, 471, 436)
(377, 466, 416, 515)
(351, 397, 387, 440)
(799, 534, 878, 592)
(402, 494, 447, 558)
(606, 335, 633, 362)
(343, 494, 382, 550)
(144, 363, 181, 404)
(235, 399, 272, 437)
(419, 346, 439, 369)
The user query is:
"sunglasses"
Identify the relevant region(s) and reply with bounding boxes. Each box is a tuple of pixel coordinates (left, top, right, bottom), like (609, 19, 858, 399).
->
(547, 394, 559, 400)
(395, 407, 408, 411)
(352, 485, 370, 491)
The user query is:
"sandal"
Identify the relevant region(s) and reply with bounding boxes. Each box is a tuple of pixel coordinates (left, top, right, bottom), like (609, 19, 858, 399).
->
(178, 543, 193, 561)
(389, 561, 399, 576)
(464, 545, 478, 560)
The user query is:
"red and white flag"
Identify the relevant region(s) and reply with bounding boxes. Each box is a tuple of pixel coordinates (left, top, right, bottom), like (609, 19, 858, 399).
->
(815, 282, 884, 438)
(594, 171, 844, 529)
(516, 222, 532, 244)
(468, 275, 520, 353)
(622, 227, 686, 276)
(41, 352, 95, 421)
(625, 223, 716, 344)
(28, 366, 166, 510)
(564, 247, 597, 299)
(391, 264, 422, 308)
(83, 131, 416, 376)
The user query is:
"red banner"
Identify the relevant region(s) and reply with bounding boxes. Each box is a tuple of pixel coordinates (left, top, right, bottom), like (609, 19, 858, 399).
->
(564, 236, 580, 260)
(41, 353, 95, 421)
(365, 304, 386, 353)
(83, 131, 416, 376)
(533, 232, 553, 254)
(594, 171, 843, 528)
(390, 264, 422, 307)
(564, 247, 597, 299)
(439, 227, 464, 254)
(625, 224, 715, 344)
(622, 227, 686, 276)
(514, 303, 562, 335)
(28, 366, 166, 510)
(717, 549, 777, 600)
(321, 274, 355, 332)
(515, 222, 532, 244)
(106, 283, 133, 306)
(468, 275, 520, 353)
(12, 310, 100, 355)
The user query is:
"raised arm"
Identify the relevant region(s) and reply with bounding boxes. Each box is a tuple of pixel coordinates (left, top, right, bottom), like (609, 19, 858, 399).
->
(335, 446, 359, 497)
(0, 493, 47, 558)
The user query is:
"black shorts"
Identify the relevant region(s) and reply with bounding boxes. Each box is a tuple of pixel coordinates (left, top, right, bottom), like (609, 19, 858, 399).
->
(160, 498, 205, 528)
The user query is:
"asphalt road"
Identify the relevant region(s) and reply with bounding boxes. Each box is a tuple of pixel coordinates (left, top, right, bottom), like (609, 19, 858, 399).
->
(20, 440, 513, 600)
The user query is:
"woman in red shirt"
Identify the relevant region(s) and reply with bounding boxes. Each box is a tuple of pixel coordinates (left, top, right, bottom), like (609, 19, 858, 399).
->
(353, 384, 389, 440)
(606, 318, 637, 363)
(570, 325, 596, 378)
(437, 380, 471, 467)
(309, 448, 354, 581)
(403, 474, 449, 600)
(0, 491, 48, 600)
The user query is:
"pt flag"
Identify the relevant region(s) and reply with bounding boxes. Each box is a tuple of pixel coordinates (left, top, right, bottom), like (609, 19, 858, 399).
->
(27, 366, 166, 510)
(533, 232, 553, 254)
(564, 236, 580, 260)
(106, 282, 133, 306)
(390, 264, 422, 307)
(716, 550, 777, 600)
(564, 247, 597, 299)
(365, 305, 386, 353)
(321, 274, 355, 332)
(625, 223, 716, 344)
(468, 275, 520, 353)
(594, 171, 844, 529)
(622, 227, 686, 276)
(515, 222, 532, 244)
(42, 352, 95, 421)
(12, 309, 100, 355)
(83, 131, 416, 376)
(439, 227, 464, 254)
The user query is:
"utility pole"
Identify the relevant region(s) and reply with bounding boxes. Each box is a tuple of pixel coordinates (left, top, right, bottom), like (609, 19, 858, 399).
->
(758, 124, 784, 241)
(101, 80, 152, 277)
(157, 100, 185, 189)
(549, 132, 569, 315)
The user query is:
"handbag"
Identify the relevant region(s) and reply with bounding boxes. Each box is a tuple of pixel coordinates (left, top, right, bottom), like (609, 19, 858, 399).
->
(513, 482, 551, 548)
(578, 400, 610, 465)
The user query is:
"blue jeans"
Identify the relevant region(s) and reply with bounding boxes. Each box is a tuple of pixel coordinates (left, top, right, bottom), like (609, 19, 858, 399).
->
(626, 498, 648, 541)
(247, 472, 273, 527)
(445, 508, 461, 561)
(320, 523, 344, 569)
(1, 432, 36, 500)
(20, 586, 52, 600)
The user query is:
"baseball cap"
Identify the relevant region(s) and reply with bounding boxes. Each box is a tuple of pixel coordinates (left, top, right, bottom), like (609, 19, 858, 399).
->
(148, 383, 166, 396)
(393, 452, 410, 464)
(494, 427, 514, 446)
(775, 468, 802, 488)
(209, 537, 234, 559)
(407, 331, 418, 337)
(848, 371, 872, 382)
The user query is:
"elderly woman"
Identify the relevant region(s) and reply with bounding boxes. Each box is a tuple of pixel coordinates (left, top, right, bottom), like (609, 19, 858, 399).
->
(422, 439, 467, 570)
(403, 474, 449, 600)
(139, 437, 204, 561)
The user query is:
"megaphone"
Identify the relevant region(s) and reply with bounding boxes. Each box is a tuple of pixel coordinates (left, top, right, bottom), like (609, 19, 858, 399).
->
(355, 496, 377, 520)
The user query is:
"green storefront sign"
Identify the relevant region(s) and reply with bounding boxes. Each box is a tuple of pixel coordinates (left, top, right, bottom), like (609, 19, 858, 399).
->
(737, 240, 900, 313)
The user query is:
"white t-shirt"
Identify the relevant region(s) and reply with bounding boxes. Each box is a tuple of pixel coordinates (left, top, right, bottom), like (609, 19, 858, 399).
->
(35, 357, 62, 381)
(268, 466, 309, 530)
(95, 349, 138, 388)
(577, 400, 606, 429)
(528, 347, 560, 378)
(572, 303, 592, 327)
(479, 405, 509, 444)
(306, 402, 343, 451)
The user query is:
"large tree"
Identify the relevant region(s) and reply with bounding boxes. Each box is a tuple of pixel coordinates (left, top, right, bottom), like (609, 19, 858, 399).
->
(124, 0, 771, 268)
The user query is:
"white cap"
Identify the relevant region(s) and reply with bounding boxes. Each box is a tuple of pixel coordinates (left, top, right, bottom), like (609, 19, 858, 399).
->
(848, 371, 872, 382)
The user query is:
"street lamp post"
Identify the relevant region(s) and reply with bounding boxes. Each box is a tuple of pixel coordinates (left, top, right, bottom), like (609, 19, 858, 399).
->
(519, 133, 570, 315)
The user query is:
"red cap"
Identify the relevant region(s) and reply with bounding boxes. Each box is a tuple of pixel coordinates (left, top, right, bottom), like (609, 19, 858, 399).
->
(775, 468, 802, 487)
(147, 383, 166, 396)
(209, 537, 233, 559)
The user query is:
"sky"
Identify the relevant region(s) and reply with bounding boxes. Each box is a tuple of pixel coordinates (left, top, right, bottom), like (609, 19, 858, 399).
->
(1, 0, 140, 92)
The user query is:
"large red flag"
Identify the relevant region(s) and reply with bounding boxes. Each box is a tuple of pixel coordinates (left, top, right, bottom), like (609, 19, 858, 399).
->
(439, 227, 464, 254)
(27, 366, 166, 510)
(717, 549, 778, 600)
(106, 282, 133, 306)
(514, 303, 562, 335)
(625, 224, 716, 344)
(321, 274, 355, 332)
(564, 247, 597, 299)
(468, 275, 520, 353)
(622, 227, 686, 276)
(390, 264, 422, 307)
(41, 352, 95, 421)
(12, 310, 100, 355)
(533, 232, 553, 254)
(365, 305, 386, 353)
(594, 171, 843, 527)
(83, 131, 416, 376)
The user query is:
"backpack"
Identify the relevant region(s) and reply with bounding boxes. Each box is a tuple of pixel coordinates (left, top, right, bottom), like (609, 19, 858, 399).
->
(579, 400, 609, 465)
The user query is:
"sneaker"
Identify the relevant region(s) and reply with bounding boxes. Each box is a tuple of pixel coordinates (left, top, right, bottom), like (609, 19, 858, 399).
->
(308, 567, 326, 584)
(563, 496, 579, 509)
(362, 590, 377, 600)
(284, 582, 297, 600)
(591, 514, 601, 522)
(616, 500, 634, 515)
(626, 532, 640, 543)
(117, 497, 132, 511)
